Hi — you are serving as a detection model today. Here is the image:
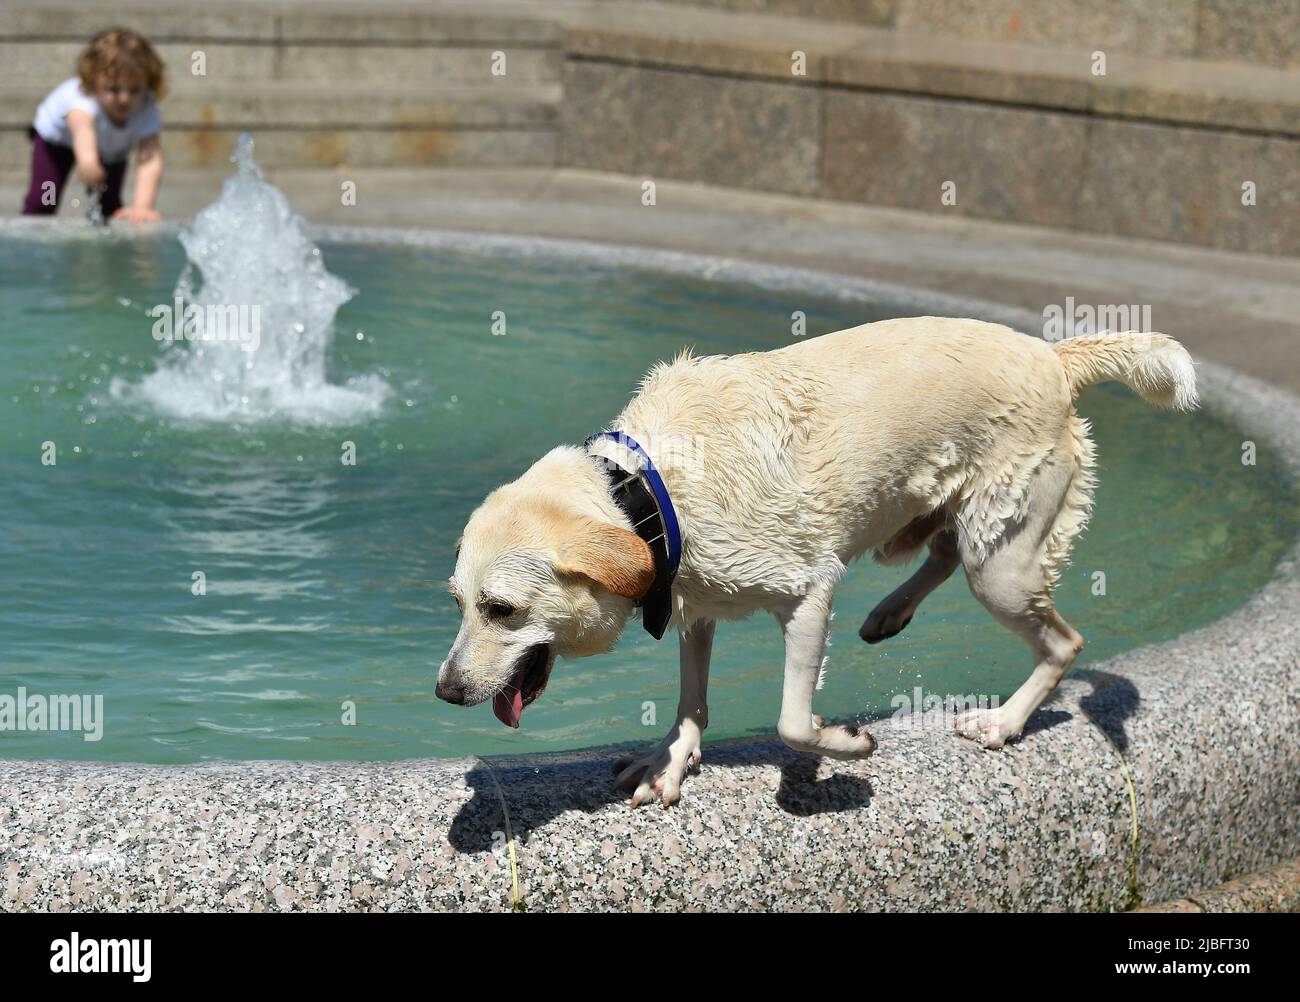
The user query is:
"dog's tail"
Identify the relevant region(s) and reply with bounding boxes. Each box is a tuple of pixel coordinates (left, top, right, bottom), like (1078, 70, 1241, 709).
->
(1053, 332, 1199, 410)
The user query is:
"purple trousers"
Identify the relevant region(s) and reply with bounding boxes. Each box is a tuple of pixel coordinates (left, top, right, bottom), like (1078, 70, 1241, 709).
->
(22, 126, 126, 216)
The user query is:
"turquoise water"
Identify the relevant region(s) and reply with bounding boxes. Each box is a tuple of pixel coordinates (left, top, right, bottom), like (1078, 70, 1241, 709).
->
(0, 232, 1295, 763)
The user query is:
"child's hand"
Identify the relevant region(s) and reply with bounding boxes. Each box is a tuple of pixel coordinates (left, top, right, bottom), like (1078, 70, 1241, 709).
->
(112, 206, 161, 223)
(78, 160, 107, 187)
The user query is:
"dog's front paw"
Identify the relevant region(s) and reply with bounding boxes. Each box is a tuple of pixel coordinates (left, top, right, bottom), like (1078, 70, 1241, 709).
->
(779, 715, 877, 760)
(811, 715, 878, 760)
(612, 726, 702, 808)
(954, 708, 1019, 749)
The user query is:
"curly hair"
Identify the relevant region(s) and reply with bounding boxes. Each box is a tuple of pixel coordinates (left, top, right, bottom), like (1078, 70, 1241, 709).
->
(77, 28, 168, 99)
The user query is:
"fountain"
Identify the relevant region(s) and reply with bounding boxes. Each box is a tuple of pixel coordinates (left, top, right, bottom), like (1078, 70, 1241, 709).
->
(112, 133, 387, 423)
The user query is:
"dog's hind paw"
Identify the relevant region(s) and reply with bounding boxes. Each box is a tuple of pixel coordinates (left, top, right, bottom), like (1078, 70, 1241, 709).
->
(858, 604, 913, 644)
(954, 709, 1019, 749)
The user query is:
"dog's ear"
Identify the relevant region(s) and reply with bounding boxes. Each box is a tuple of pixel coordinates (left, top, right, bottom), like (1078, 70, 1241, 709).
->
(556, 517, 655, 600)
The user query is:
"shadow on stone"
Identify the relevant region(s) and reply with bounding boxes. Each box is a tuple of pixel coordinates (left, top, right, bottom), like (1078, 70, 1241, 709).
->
(448, 759, 626, 853)
(1074, 669, 1142, 752)
(1021, 707, 1073, 740)
(447, 738, 875, 851)
(775, 755, 873, 816)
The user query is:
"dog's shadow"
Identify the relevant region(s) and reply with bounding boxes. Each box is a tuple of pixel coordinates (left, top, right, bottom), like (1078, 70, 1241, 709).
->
(1071, 668, 1141, 752)
(448, 672, 1141, 853)
(447, 739, 874, 853)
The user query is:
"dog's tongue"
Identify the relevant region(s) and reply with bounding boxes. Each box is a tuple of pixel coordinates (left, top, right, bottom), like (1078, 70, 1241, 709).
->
(493, 688, 524, 729)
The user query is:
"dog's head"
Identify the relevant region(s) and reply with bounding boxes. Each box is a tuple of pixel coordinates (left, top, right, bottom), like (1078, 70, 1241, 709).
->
(436, 448, 655, 728)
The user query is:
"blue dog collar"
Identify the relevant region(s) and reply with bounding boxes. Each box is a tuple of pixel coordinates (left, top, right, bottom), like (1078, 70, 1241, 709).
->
(583, 430, 682, 638)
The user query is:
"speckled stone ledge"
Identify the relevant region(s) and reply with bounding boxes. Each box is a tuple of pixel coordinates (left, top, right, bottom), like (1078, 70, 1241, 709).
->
(1138, 857, 1300, 913)
(0, 239, 1296, 912)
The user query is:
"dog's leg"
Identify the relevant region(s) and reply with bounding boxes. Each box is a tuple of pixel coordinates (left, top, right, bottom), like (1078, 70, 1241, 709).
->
(958, 603, 1082, 749)
(954, 583, 1083, 749)
(954, 454, 1086, 748)
(860, 529, 960, 643)
(613, 618, 714, 807)
(775, 580, 877, 760)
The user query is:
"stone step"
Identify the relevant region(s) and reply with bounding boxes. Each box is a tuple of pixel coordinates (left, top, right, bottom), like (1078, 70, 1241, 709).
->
(557, 1, 1300, 136)
(0, 40, 561, 89)
(0, 82, 561, 130)
(0, 0, 562, 45)
(2, 130, 557, 171)
(619, 0, 1300, 69)
(0, 82, 560, 170)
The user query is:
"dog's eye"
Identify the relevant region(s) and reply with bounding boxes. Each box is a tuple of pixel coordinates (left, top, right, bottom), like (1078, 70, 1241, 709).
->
(486, 601, 517, 620)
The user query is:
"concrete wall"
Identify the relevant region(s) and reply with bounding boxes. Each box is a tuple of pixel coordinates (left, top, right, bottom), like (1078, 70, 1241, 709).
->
(558, 3, 1300, 256)
(652, 0, 1300, 67)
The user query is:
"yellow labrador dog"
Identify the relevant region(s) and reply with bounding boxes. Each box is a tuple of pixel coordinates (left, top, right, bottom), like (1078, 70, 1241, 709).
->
(437, 317, 1197, 807)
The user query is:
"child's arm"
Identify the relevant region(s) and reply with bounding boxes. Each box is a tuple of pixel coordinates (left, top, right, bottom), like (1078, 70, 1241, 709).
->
(65, 108, 106, 187)
(113, 134, 163, 223)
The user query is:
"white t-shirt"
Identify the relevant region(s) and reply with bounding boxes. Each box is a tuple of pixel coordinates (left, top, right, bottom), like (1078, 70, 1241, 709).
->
(32, 76, 162, 165)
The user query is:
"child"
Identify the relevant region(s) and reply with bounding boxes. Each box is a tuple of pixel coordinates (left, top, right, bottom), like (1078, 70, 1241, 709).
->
(24, 28, 166, 222)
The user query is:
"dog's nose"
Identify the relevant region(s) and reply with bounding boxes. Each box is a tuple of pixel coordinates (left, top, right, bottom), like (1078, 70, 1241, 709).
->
(436, 678, 466, 704)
